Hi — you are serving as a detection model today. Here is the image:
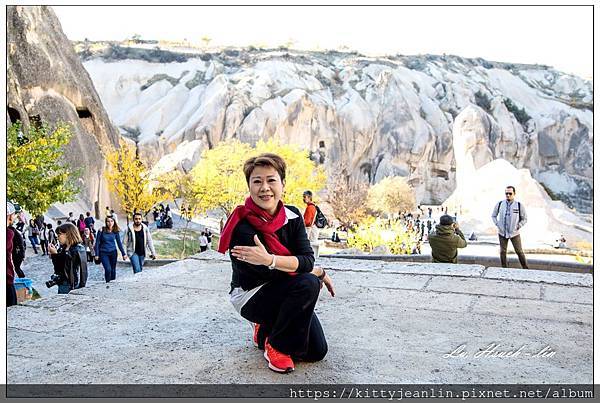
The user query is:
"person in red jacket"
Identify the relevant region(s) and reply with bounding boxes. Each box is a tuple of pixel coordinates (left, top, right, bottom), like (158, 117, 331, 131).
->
(7, 202, 17, 307)
(302, 190, 319, 243)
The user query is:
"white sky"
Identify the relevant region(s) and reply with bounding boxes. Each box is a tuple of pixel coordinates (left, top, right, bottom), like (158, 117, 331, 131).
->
(52, 5, 593, 78)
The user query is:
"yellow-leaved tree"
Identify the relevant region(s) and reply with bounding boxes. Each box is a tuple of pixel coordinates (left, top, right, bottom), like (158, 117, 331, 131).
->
(188, 139, 326, 217)
(105, 142, 168, 222)
(367, 176, 416, 217)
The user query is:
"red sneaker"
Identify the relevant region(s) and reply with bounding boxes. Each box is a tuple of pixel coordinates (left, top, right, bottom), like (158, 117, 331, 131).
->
(253, 323, 260, 348)
(264, 338, 294, 373)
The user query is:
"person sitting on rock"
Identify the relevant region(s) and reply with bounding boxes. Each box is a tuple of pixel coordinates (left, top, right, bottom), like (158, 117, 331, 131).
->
(218, 153, 334, 374)
(428, 215, 467, 264)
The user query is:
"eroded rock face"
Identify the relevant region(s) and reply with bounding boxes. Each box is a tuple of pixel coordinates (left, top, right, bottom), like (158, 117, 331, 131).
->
(79, 45, 592, 211)
(445, 106, 592, 246)
(7, 6, 120, 215)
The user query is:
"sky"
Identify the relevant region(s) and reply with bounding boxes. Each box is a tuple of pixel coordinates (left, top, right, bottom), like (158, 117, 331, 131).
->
(52, 5, 593, 78)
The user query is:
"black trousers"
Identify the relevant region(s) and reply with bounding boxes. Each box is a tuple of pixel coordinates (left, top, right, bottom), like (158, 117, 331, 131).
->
(240, 273, 328, 361)
(499, 234, 528, 269)
(7, 284, 17, 307)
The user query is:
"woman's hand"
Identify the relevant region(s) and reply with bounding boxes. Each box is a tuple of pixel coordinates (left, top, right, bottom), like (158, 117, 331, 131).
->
(48, 244, 57, 255)
(122, 255, 128, 261)
(230, 235, 272, 266)
(322, 274, 335, 297)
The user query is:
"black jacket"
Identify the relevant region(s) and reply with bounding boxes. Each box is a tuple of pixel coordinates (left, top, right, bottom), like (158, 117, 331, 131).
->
(229, 205, 314, 292)
(51, 243, 88, 290)
(8, 226, 25, 264)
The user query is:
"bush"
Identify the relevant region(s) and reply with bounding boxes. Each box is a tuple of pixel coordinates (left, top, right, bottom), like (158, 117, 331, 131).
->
(347, 218, 419, 255)
(503, 97, 531, 126)
(474, 90, 492, 112)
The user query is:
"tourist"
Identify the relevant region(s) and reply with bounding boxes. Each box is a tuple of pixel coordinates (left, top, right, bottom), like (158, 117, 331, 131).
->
(105, 206, 111, 219)
(199, 231, 209, 252)
(46, 224, 58, 248)
(8, 220, 26, 277)
(124, 212, 156, 273)
(218, 153, 334, 373)
(302, 190, 320, 246)
(77, 213, 87, 236)
(81, 228, 95, 263)
(38, 219, 48, 256)
(428, 215, 467, 263)
(66, 212, 76, 225)
(491, 186, 528, 269)
(205, 229, 212, 249)
(84, 211, 95, 234)
(27, 219, 40, 254)
(7, 202, 17, 307)
(94, 215, 127, 283)
(48, 223, 87, 294)
(110, 209, 118, 225)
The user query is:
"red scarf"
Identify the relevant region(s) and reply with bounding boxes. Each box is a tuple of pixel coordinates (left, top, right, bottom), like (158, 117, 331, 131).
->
(218, 197, 291, 256)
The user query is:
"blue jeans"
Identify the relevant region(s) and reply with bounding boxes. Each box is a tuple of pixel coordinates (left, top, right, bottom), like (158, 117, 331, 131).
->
(58, 281, 71, 294)
(100, 251, 118, 282)
(130, 253, 145, 273)
(28, 236, 39, 253)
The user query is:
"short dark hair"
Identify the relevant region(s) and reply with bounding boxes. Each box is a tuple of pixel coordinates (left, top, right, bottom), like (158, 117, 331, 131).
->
(86, 212, 91, 216)
(133, 212, 143, 219)
(303, 190, 313, 198)
(243, 153, 286, 184)
(506, 185, 516, 193)
(439, 215, 455, 225)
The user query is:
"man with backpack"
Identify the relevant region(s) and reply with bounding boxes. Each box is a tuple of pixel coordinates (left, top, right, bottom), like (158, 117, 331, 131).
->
(302, 190, 327, 244)
(491, 185, 528, 269)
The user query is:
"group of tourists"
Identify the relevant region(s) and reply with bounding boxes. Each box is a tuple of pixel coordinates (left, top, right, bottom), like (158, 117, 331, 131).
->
(153, 204, 173, 229)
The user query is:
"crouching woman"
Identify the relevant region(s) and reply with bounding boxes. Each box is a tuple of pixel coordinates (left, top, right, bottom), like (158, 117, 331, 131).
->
(218, 153, 335, 374)
(48, 223, 88, 294)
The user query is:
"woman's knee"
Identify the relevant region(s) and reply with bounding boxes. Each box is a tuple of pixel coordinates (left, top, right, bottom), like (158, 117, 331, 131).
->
(293, 273, 321, 296)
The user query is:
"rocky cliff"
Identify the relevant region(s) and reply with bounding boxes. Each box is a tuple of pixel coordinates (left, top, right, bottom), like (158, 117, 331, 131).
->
(7, 6, 120, 216)
(78, 43, 592, 212)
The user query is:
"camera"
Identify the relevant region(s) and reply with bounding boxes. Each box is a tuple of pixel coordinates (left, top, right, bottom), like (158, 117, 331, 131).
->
(45, 274, 63, 288)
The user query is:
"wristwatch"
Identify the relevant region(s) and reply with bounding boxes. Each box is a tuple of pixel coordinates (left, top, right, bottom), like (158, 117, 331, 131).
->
(268, 254, 277, 270)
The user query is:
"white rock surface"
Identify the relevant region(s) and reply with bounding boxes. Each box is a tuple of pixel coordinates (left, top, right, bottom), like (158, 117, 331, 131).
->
(80, 49, 592, 211)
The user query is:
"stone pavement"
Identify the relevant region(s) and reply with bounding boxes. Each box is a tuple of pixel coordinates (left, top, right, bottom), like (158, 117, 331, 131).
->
(7, 253, 592, 386)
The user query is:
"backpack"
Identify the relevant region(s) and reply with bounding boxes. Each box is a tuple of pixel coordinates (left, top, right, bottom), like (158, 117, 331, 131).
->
(10, 227, 25, 261)
(314, 205, 328, 229)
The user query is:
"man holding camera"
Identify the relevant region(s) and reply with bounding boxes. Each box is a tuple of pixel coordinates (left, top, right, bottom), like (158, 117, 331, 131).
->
(428, 214, 467, 263)
(491, 185, 528, 269)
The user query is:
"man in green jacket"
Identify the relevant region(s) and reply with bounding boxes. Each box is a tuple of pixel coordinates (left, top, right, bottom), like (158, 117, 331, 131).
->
(428, 215, 467, 263)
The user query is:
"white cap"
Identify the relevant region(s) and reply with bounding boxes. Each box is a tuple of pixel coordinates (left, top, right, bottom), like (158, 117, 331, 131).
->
(7, 202, 16, 216)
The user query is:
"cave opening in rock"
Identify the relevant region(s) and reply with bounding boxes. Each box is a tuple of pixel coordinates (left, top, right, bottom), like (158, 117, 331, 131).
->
(319, 140, 325, 148)
(76, 107, 93, 119)
(7, 106, 21, 124)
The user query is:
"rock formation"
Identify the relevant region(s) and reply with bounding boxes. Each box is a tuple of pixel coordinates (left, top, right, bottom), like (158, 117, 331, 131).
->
(7, 6, 120, 216)
(444, 106, 592, 246)
(77, 44, 593, 212)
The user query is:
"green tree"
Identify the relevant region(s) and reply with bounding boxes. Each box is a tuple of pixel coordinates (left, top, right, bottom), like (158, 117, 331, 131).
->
(367, 176, 416, 217)
(7, 122, 79, 217)
(188, 139, 326, 217)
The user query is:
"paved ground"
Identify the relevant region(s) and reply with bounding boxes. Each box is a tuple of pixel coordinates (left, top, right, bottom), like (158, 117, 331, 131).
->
(8, 253, 592, 387)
